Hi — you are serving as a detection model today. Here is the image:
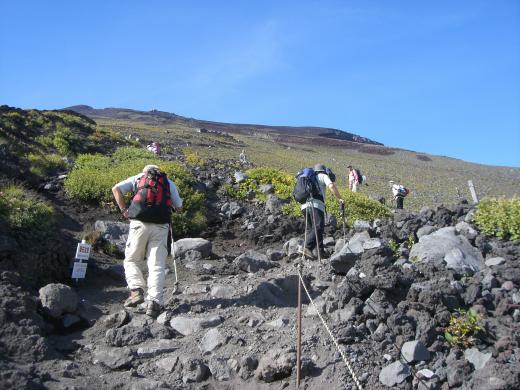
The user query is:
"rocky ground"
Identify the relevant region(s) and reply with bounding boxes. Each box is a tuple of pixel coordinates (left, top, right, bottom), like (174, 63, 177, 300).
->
(1, 157, 519, 390)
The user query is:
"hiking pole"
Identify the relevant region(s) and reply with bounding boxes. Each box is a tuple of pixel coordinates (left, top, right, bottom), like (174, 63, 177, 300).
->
(169, 224, 179, 294)
(296, 262, 302, 387)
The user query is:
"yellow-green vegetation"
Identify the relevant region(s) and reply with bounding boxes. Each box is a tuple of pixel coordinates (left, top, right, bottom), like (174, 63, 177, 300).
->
(444, 308, 482, 348)
(64, 147, 205, 235)
(405, 233, 415, 249)
(183, 148, 205, 167)
(388, 239, 400, 259)
(27, 153, 67, 178)
(0, 184, 54, 237)
(226, 166, 391, 224)
(474, 198, 520, 241)
(225, 167, 294, 202)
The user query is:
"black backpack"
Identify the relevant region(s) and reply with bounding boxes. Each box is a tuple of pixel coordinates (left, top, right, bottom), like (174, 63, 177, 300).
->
(293, 168, 323, 204)
(354, 168, 364, 184)
(128, 168, 173, 223)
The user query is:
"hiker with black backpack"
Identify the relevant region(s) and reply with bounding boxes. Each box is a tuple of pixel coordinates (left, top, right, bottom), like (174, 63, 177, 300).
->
(390, 180, 409, 210)
(112, 164, 183, 318)
(293, 163, 344, 260)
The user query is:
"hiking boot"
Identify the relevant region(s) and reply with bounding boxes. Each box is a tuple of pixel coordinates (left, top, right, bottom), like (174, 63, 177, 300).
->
(124, 288, 144, 308)
(298, 247, 315, 260)
(145, 300, 162, 318)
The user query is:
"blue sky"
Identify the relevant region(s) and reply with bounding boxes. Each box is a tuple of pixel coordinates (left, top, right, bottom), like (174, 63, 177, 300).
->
(1, 1, 519, 167)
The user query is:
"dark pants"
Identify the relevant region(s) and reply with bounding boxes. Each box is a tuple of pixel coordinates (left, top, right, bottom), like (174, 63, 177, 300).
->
(303, 207, 325, 251)
(396, 196, 404, 209)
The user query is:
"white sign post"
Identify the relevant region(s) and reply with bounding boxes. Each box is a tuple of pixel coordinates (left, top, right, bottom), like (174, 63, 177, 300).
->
(71, 240, 91, 281)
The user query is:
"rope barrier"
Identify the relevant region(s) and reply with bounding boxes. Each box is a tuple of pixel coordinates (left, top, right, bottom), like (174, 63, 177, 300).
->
(296, 264, 364, 390)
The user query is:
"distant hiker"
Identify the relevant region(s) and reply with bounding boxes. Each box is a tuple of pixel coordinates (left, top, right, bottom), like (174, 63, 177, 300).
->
(347, 165, 359, 192)
(295, 164, 344, 260)
(239, 149, 248, 164)
(112, 165, 183, 318)
(147, 142, 161, 155)
(390, 180, 409, 210)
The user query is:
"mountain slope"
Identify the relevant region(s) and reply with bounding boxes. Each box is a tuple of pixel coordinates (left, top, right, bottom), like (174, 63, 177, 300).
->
(66, 105, 383, 146)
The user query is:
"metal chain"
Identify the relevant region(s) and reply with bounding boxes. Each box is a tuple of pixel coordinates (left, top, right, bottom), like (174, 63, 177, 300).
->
(296, 265, 364, 390)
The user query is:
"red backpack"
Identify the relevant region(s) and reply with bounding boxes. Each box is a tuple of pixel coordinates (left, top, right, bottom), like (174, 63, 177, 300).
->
(127, 168, 172, 223)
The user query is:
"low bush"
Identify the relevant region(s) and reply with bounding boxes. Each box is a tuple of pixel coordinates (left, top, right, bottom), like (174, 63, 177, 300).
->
(0, 184, 54, 237)
(444, 308, 482, 348)
(27, 153, 66, 178)
(474, 198, 520, 241)
(225, 167, 294, 202)
(65, 147, 205, 235)
(183, 148, 205, 167)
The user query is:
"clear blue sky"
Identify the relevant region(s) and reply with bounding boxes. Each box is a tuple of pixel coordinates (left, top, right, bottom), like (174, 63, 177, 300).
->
(1, 1, 519, 167)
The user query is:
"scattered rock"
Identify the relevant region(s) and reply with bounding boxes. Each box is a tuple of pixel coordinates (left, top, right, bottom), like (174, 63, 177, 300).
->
(400, 340, 430, 363)
(92, 346, 134, 369)
(379, 361, 411, 387)
(236, 250, 278, 273)
(39, 283, 78, 319)
(255, 348, 296, 382)
(174, 238, 212, 259)
(200, 327, 227, 354)
(464, 348, 492, 370)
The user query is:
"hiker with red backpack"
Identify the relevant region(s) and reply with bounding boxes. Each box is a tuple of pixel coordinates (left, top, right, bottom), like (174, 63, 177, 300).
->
(347, 165, 359, 192)
(293, 163, 344, 260)
(112, 164, 183, 317)
(390, 180, 409, 210)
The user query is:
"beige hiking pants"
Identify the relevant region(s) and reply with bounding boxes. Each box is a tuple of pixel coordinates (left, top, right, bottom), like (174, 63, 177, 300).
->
(124, 220, 169, 305)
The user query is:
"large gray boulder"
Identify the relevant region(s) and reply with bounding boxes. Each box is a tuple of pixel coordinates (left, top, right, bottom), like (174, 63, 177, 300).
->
(174, 238, 212, 259)
(409, 227, 484, 273)
(329, 232, 369, 274)
(236, 250, 279, 273)
(200, 327, 227, 354)
(92, 346, 134, 369)
(94, 220, 129, 253)
(39, 283, 78, 319)
(400, 340, 430, 363)
(379, 361, 411, 387)
(464, 348, 492, 370)
(170, 315, 223, 336)
(234, 171, 247, 183)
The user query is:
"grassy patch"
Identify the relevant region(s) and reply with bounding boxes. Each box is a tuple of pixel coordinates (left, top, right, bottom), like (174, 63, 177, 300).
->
(0, 184, 55, 236)
(27, 153, 67, 178)
(474, 198, 520, 241)
(65, 147, 205, 235)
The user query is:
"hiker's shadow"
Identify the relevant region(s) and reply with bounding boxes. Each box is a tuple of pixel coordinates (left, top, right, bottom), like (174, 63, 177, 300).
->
(176, 273, 324, 312)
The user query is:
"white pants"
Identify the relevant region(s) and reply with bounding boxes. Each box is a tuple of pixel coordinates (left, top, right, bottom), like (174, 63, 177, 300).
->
(349, 181, 358, 192)
(124, 220, 169, 305)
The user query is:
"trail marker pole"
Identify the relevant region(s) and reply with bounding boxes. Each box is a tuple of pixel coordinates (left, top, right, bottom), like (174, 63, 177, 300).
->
(296, 264, 302, 387)
(468, 180, 479, 204)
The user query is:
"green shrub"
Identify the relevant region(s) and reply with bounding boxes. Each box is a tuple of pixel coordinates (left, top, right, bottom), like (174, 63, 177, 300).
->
(0, 184, 54, 236)
(65, 148, 205, 235)
(444, 308, 482, 348)
(474, 198, 520, 241)
(225, 167, 294, 202)
(53, 123, 75, 155)
(183, 148, 205, 167)
(27, 153, 66, 178)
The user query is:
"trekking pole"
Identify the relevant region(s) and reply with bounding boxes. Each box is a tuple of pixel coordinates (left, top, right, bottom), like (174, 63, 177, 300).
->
(340, 201, 346, 241)
(296, 262, 302, 387)
(169, 225, 179, 294)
